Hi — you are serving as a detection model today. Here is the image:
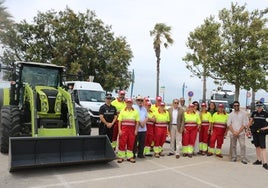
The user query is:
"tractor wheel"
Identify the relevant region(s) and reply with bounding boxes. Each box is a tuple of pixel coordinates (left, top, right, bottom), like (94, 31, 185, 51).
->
(76, 107, 91, 135)
(0, 105, 21, 154)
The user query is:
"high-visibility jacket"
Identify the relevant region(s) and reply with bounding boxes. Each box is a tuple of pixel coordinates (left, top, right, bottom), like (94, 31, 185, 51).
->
(151, 104, 160, 113)
(154, 110, 170, 126)
(212, 112, 228, 128)
(201, 112, 212, 126)
(184, 112, 201, 126)
(118, 107, 140, 123)
(112, 98, 126, 113)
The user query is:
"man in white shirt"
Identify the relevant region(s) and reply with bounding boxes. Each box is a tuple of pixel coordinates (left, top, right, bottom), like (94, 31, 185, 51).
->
(227, 101, 249, 164)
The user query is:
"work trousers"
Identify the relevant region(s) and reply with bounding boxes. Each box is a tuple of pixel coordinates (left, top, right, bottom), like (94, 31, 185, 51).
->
(118, 125, 135, 159)
(209, 127, 226, 150)
(169, 125, 182, 155)
(199, 125, 210, 151)
(230, 133, 246, 161)
(111, 120, 119, 149)
(144, 123, 154, 154)
(183, 126, 198, 147)
(154, 126, 167, 153)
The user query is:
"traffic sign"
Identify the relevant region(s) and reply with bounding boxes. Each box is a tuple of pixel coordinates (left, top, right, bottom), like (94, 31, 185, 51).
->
(188, 91, 194, 97)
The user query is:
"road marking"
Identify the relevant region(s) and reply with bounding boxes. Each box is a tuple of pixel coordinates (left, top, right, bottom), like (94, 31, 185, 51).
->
(30, 161, 220, 188)
(148, 160, 222, 188)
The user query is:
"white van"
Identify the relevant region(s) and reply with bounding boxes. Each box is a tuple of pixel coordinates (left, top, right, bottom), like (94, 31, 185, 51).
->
(65, 81, 106, 126)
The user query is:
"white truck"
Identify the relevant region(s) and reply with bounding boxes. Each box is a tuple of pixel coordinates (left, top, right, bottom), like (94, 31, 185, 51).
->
(65, 81, 106, 126)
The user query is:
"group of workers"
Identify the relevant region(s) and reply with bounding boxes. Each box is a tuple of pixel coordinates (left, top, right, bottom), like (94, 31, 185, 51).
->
(98, 91, 268, 170)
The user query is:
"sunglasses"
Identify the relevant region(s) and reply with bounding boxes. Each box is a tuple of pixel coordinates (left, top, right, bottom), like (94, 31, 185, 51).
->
(233, 105, 239, 107)
(137, 99, 143, 102)
(174, 102, 179, 104)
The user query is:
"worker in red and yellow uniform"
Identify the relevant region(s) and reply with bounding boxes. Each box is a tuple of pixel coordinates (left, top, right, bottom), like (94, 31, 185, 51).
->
(143, 101, 156, 156)
(117, 98, 140, 163)
(151, 96, 163, 113)
(207, 103, 228, 158)
(111, 90, 126, 150)
(153, 102, 170, 158)
(199, 102, 212, 155)
(182, 104, 201, 157)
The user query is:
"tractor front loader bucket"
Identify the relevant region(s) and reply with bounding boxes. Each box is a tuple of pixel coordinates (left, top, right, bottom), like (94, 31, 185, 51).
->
(9, 135, 116, 172)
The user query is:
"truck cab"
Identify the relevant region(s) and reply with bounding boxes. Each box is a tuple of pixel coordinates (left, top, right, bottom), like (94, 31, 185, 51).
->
(65, 81, 105, 126)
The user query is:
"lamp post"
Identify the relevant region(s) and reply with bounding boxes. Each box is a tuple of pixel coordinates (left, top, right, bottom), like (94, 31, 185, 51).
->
(160, 86, 165, 101)
(182, 82, 187, 98)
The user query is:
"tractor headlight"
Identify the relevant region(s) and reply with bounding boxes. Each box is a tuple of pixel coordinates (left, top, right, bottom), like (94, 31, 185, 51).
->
(56, 107, 61, 112)
(43, 107, 47, 112)
(57, 95, 62, 100)
(41, 95, 46, 99)
(41, 102, 46, 106)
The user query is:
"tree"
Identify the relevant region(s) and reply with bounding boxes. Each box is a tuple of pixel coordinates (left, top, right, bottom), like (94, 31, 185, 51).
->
(184, 3, 268, 102)
(0, 8, 133, 91)
(183, 16, 221, 102)
(0, 0, 13, 31)
(216, 3, 268, 101)
(150, 23, 174, 97)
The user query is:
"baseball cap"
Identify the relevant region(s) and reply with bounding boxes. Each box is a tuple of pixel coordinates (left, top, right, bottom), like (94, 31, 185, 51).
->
(119, 90, 125, 95)
(144, 97, 150, 101)
(201, 102, 207, 107)
(125, 98, 133, 103)
(189, 104, 194, 108)
(156, 96, 162, 101)
(218, 103, 224, 108)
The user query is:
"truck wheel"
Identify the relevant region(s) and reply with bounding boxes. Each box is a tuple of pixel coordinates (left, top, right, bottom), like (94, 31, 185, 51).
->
(0, 105, 21, 153)
(76, 107, 91, 135)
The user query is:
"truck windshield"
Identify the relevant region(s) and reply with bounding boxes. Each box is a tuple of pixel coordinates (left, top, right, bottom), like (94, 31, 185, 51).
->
(78, 90, 105, 102)
(21, 65, 60, 87)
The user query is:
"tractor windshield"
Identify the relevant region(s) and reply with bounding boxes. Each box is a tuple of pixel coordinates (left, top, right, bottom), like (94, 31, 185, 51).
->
(21, 65, 60, 87)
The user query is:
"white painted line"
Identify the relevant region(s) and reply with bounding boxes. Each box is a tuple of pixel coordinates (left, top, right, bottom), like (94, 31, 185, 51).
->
(148, 160, 222, 188)
(30, 161, 219, 188)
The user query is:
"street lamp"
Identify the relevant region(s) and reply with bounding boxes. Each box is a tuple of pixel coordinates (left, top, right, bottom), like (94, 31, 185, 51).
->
(182, 82, 187, 98)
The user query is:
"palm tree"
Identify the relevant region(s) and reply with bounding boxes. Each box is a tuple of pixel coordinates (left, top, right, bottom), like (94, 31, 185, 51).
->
(150, 23, 173, 97)
(0, 0, 13, 31)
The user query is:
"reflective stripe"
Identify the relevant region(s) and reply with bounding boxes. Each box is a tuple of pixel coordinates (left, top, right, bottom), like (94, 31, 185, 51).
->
(185, 123, 197, 127)
(214, 123, 226, 128)
(201, 122, 210, 126)
(146, 122, 154, 125)
(155, 123, 168, 127)
(122, 120, 136, 126)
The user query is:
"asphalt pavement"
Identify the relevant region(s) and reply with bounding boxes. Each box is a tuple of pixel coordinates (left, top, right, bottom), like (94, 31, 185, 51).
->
(0, 128, 267, 188)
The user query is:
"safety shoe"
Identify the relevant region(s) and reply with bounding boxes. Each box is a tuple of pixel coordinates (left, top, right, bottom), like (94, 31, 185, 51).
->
(159, 152, 165, 156)
(154, 153, 160, 158)
(182, 153, 188, 157)
(263, 163, 268, 170)
(241, 160, 247, 164)
(253, 160, 262, 165)
(127, 158, 136, 163)
(117, 158, 124, 163)
(207, 152, 213, 156)
(188, 154, 193, 158)
(176, 155, 180, 159)
(216, 154, 223, 158)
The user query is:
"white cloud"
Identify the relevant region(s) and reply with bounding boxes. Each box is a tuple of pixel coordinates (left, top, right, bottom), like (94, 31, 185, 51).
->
(4, 0, 268, 105)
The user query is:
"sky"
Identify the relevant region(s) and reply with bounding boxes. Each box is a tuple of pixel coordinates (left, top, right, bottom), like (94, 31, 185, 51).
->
(3, 0, 268, 106)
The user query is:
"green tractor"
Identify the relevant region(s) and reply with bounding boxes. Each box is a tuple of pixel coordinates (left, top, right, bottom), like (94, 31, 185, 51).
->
(0, 62, 115, 171)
